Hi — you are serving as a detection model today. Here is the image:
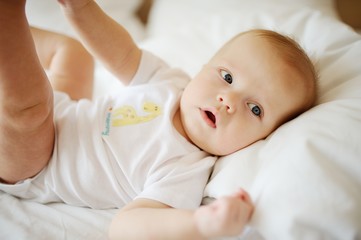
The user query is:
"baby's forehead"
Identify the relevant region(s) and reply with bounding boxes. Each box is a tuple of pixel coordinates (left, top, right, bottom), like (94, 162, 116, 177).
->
(226, 30, 301, 55)
(217, 32, 281, 61)
(227, 31, 269, 46)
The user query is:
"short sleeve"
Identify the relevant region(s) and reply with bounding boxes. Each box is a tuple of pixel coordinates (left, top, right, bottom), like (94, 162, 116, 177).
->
(136, 152, 216, 210)
(130, 50, 191, 88)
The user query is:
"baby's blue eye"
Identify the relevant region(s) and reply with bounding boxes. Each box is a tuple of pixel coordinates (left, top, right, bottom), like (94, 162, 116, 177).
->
(220, 70, 233, 84)
(247, 103, 262, 117)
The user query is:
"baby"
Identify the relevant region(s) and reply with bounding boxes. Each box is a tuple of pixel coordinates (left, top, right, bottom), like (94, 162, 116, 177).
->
(0, 0, 317, 239)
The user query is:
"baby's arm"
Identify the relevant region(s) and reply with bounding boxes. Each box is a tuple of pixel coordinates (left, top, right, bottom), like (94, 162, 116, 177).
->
(58, 0, 141, 85)
(31, 27, 94, 100)
(109, 189, 253, 240)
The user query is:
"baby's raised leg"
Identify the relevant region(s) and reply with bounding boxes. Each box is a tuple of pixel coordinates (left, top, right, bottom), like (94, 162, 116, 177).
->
(0, 1, 55, 183)
(31, 27, 95, 100)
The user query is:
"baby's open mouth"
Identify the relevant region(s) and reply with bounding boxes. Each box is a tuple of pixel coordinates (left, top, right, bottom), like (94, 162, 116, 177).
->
(202, 110, 216, 128)
(205, 111, 216, 125)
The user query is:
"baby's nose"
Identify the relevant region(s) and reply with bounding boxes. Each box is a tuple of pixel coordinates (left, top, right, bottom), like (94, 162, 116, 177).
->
(217, 93, 237, 113)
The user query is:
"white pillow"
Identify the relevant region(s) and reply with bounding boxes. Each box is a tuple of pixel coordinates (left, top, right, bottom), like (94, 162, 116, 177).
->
(144, 0, 339, 76)
(25, 0, 145, 42)
(142, 1, 361, 239)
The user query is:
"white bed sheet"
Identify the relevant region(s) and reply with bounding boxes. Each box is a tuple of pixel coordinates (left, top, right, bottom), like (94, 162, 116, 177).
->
(1, 0, 361, 239)
(0, 193, 116, 239)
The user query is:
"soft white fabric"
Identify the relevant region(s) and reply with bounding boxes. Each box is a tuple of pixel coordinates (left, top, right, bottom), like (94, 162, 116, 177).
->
(143, 0, 339, 76)
(0, 51, 215, 210)
(0, 193, 116, 240)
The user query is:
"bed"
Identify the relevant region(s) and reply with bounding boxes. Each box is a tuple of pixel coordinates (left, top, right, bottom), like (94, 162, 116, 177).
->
(1, 0, 361, 239)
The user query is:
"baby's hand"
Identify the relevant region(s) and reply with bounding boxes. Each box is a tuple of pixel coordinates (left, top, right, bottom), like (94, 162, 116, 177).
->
(194, 189, 253, 239)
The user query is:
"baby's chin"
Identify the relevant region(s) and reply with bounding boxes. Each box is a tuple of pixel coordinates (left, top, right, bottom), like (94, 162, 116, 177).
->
(212, 139, 261, 156)
(200, 143, 244, 157)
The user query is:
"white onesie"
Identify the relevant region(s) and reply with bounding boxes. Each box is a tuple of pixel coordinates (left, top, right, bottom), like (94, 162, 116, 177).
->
(0, 51, 216, 210)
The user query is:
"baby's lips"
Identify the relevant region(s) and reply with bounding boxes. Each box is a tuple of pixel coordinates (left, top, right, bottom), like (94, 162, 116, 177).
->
(200, 109, 216, 128)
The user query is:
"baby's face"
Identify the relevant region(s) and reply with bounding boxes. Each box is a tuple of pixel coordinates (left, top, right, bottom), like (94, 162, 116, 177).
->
(180, 33, 308, 156)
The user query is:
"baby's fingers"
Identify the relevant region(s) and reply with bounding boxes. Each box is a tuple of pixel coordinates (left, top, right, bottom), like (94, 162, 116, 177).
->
(232, 188, 252, 203)
(232, 188, 254, 219)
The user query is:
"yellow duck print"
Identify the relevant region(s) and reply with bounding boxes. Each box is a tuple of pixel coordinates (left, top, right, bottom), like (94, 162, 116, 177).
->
(112, 101, 162, 126)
